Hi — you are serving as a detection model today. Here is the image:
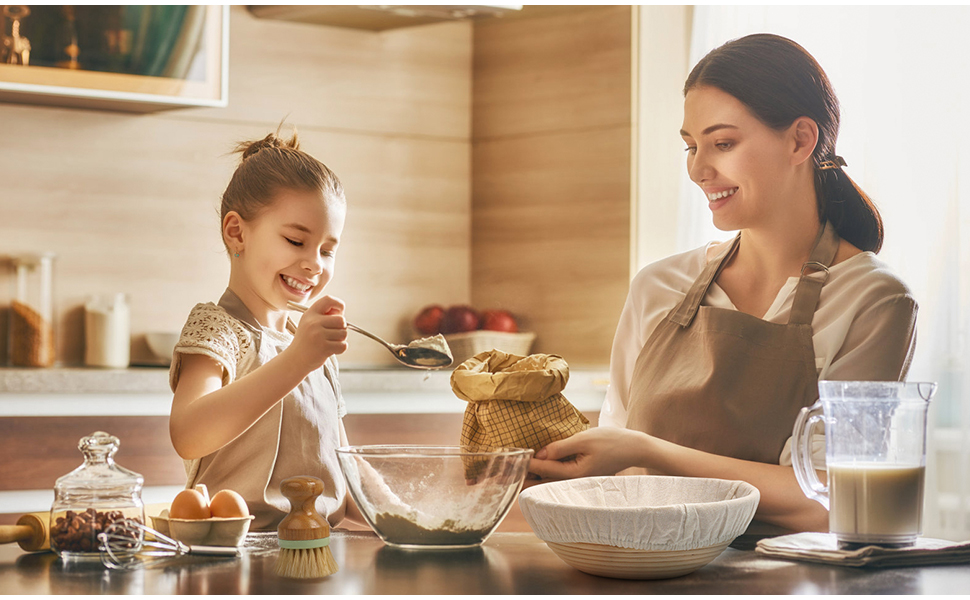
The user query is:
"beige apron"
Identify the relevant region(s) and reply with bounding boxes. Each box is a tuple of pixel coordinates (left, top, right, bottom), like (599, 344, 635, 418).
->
(626, 221, 840, 465)
(186, 290, 347, 531)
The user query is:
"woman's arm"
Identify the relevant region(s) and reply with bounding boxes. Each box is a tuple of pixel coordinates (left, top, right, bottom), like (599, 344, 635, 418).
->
(528, 427, 829, 532)
(170, 296, 348, 460)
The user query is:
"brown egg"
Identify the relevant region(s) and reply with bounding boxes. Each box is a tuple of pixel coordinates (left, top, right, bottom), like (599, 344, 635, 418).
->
(170, 489, 211, 519)
(209, 489, 249, 518)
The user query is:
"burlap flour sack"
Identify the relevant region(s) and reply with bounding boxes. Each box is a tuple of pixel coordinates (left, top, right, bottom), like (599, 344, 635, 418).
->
(451, 350, 589, 479)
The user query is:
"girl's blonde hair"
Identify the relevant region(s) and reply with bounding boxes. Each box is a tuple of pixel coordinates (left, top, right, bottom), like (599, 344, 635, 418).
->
(220, 126, 345, 243)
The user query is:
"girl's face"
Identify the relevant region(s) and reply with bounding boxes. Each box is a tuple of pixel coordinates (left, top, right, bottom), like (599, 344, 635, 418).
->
(233, 188, 346, 318)
(680, 85, 798, 232)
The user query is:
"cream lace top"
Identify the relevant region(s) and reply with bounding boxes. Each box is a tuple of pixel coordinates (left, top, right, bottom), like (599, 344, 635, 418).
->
(170, 293, 347, 530)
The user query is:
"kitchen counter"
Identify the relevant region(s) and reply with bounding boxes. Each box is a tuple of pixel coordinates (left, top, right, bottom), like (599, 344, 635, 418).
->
(1, 530, 966, 594)
(0, 367, 610, 416)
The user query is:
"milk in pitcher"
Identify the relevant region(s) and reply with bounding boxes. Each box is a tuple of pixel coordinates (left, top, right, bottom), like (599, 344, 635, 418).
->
(828, 463, 924, 543)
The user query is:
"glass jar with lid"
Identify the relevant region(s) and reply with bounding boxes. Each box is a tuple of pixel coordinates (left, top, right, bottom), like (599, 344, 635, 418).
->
(50, 431, 145, 559)
(8, 252, 56, 367)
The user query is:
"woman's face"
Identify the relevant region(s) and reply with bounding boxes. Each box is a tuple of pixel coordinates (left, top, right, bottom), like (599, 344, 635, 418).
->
(681, 85, 798, 232)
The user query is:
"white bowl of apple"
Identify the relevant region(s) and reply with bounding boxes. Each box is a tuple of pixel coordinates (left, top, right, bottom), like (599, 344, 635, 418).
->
(413, 305, 536, 365)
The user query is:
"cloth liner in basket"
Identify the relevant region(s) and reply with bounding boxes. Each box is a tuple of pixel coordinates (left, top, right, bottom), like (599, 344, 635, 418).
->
(519, 476, 760, 552)
(451, 350, 589, 479)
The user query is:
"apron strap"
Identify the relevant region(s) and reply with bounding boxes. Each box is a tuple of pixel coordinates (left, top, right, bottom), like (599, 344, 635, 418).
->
(669, 221, 840, 328)
(669, 234, 741, 327)
(788, 221, 841, 325)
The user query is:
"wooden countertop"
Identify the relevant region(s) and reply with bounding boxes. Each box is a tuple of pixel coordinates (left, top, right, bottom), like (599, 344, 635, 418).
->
(1, 530, 965, 594)
(0, 367, 610, 416)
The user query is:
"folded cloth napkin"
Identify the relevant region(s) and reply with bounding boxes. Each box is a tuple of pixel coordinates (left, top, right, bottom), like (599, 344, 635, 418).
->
(756, 532, 970, 567)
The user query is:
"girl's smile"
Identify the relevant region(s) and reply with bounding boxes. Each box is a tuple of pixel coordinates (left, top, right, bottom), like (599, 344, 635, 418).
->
(227, 188, 346, 330)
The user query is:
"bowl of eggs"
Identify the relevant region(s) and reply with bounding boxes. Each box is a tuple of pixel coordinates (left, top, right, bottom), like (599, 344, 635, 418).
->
(150, 485, 254, 547)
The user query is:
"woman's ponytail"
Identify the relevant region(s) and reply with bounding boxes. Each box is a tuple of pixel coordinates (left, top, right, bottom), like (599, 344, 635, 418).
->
(814, 163, 884, 253)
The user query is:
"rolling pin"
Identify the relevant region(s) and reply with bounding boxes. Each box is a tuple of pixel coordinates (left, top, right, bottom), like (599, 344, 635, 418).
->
(0, 512, 49, 552)
(0, 503, 171, 553)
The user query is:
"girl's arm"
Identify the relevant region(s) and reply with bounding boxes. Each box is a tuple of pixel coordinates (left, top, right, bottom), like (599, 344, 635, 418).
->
(170, 296, 348, 460)
(527, 427, 829, 532)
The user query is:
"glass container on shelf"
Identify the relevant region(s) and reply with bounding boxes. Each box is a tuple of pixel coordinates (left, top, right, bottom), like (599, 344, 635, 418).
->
(50, 432, 145, 560)
(8, 253, 56, 367)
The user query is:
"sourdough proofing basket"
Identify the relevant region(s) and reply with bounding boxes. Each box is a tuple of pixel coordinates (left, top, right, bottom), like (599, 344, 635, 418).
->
(519, 476, 760, 579)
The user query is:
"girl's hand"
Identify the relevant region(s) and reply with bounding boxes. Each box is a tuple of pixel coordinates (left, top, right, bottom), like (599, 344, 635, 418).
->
(288, 295, 348, 372)
(528, 427, 650, 481)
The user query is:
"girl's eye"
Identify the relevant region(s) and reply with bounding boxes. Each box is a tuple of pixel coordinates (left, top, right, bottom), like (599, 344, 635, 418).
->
(285, 237, 303, 247)
(320, 249, 335, 258)
(684, 146, 697, 156)
(715, 141, 734, 151)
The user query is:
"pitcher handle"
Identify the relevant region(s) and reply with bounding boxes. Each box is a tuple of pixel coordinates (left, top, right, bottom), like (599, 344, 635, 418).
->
(792, 401, 829, 510)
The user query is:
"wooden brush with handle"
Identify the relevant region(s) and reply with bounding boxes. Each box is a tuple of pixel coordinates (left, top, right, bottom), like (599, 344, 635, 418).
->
(274, 476, 338, 579)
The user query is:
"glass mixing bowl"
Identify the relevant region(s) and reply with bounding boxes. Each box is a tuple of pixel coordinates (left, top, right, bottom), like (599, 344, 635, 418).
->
(336, 445, 533, 549)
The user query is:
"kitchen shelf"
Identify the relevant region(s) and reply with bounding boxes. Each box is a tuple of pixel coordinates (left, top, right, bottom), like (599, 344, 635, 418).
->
(0, 5, 228, 113)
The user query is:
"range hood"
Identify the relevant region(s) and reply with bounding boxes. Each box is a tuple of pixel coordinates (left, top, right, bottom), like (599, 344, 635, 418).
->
(248, 5, 523, 31)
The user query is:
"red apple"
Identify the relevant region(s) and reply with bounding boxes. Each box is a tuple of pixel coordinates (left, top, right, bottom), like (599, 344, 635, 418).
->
(414, 305, 445, 335)
(480, 309, 518, 333)
(440, 305, 480, 334)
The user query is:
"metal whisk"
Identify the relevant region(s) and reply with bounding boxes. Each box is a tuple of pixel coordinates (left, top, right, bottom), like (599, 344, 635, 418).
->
(97, 519, 240, 570)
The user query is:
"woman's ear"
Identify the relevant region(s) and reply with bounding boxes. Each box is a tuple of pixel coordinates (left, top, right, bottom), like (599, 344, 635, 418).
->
(223, 211, 245, 253)
(790, 117, 819, 167)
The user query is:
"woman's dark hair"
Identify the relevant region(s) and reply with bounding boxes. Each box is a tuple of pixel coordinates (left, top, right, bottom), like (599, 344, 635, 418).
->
(684, 33, 883, 252)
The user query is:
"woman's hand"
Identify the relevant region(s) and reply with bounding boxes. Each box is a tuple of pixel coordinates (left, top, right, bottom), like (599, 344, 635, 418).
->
(528, 427, 651, 481)
(288, 295, 348, 372)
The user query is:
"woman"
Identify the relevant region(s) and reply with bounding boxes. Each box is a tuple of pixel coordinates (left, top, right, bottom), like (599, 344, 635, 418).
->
(528, 34, 917, 533)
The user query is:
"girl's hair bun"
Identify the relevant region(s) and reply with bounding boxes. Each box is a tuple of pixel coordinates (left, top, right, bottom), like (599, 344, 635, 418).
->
(236, 130, 301, 161)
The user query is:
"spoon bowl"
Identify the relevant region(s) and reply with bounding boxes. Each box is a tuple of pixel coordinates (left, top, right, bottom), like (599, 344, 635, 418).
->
(287, 302, 453, 369)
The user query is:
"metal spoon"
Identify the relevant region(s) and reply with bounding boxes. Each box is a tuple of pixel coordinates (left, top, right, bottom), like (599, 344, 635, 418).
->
(286, 301, 453, 369)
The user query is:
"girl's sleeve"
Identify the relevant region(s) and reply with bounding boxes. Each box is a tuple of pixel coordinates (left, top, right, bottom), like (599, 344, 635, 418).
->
(169, 303, 243, 392)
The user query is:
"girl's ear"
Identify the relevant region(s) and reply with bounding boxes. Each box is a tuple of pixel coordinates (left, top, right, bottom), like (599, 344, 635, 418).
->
(790, 116, 819, 167)
(223, 211, 245, 253)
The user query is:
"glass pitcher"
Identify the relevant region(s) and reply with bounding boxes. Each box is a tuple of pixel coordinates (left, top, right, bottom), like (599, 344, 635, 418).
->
(792, 380, 936, 549)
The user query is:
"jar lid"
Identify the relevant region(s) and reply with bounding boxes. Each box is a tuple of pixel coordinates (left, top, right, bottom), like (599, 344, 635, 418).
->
(54, 431, 144, 496)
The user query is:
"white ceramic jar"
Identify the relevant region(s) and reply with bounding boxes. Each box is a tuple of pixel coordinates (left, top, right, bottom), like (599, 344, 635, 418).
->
(84, 293, 130, 368)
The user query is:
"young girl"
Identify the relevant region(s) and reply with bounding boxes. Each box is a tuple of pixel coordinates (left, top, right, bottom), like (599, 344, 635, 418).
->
(529, 34, 918, 535)
(169, 129, 359, 530)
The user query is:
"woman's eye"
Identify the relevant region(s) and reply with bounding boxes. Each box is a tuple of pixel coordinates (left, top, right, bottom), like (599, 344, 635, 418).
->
(715, 141, 734, 151)
(285, 237, 303, 247)
(684, 146, 697, 155)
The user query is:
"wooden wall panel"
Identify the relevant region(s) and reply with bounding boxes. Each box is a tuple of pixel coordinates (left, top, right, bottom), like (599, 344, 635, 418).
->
(473, 6, 633, 139)
(471, 6, 633, 367)
(0, 6, 471, 367)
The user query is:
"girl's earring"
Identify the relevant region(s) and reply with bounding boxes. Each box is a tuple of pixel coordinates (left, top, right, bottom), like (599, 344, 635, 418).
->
(234, 251, 240, 258)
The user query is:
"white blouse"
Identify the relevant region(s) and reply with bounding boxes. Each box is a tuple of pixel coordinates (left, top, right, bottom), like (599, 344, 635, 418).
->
(599, 241, 918, 466)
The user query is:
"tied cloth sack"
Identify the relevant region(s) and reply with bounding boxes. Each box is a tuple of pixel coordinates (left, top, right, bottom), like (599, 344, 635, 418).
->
(451, 350, 589, 479)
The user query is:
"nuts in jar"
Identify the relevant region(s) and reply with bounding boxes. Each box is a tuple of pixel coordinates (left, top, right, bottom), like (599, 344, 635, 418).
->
(50, 508, 139, 553)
